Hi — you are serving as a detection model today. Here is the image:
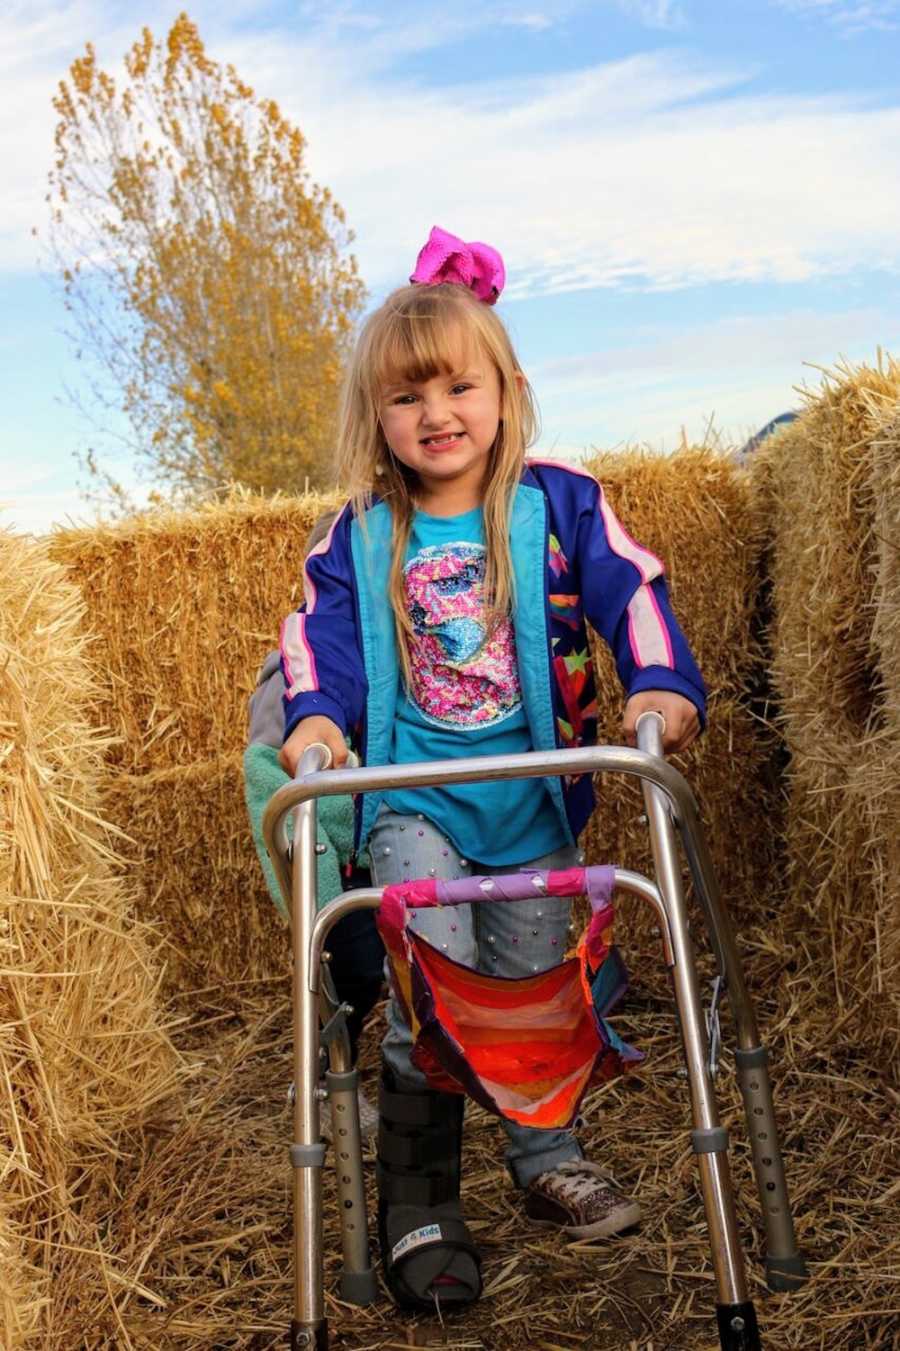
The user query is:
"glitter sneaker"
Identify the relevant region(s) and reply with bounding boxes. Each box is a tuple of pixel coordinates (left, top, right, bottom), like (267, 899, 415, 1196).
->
(523, 1160, 642, 1239)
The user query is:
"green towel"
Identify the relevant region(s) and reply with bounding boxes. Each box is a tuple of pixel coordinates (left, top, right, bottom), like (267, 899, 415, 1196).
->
(243, 744, 356, 920)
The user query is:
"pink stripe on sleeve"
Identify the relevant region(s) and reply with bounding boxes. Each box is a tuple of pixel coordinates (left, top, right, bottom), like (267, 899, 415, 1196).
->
(626, 587, 674, 669)
(597, 486, 664, 584)
(301, 508, 344, 613)
(281, 612, 318, 698)
(648, 586, 675, 666)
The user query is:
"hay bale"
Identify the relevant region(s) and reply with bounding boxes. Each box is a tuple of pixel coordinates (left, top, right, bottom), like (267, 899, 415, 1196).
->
(866, 396, 900, 988)
(581, 448, 777, 930)
(0, 527, 181, 1344)
(49, 490, 343, 772)
(49, 491, 340, 995)
(870, 399, 900, 711)
(584, 446, 766, 690)
(0, 1203, 43, 1350)
(104, 754, 288, 992)
(751, 356, 900, 1032)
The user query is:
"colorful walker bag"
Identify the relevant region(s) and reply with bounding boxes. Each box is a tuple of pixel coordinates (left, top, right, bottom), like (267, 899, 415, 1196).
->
(376, 866, 640, 1130)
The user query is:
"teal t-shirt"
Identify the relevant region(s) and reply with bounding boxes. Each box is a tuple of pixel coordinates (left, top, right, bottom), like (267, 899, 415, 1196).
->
(383, 506, 566, 865)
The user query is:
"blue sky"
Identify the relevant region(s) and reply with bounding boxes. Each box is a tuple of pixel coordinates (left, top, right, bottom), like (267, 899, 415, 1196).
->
(3, 0, 900, 533)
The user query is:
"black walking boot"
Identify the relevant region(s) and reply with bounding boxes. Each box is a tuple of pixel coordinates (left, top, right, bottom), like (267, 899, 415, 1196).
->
(376, 1067, 482, 1311)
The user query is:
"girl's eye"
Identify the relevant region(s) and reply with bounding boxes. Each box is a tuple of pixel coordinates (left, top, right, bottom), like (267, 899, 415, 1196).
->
(450, 383, 471, 396)
(390, 394, 417, 405)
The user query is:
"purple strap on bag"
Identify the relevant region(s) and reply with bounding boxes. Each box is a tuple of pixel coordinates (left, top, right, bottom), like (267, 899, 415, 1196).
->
(435, 865, 614, 910)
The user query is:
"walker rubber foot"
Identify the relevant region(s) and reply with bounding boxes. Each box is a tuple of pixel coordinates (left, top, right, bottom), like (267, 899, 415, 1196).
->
(716, 1300, 761, 1350)
(340, 1267, 378, 1305)
(290, 1319, 328, 1349)
(765, 1252, 809, 1291)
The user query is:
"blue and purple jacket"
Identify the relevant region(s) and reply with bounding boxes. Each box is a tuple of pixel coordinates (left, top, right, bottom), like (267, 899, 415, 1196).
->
(281, 460, 706, 852)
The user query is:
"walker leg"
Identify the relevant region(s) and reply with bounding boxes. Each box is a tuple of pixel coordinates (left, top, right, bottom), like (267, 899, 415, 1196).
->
(326, 1066, 378, 1305)
(734, 1048, 809, 1291)
(680, 825, 808, 1291)
(318, 965, 377, 1306)
(669, 940, 762, 1351)
(636, 724, 762, 1349)
(716, 1303, 762, 1349)
(290, 798, 329, 1349)
(290, 1322, 329, 1350)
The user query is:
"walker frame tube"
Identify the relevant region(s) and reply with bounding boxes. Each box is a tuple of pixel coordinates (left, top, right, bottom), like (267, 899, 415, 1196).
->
(264, 721, 805, 1350)
(634, 717, 758, 1347)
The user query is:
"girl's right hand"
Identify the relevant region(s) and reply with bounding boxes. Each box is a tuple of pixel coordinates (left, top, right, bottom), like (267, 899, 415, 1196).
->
(278, 715, 349, 777)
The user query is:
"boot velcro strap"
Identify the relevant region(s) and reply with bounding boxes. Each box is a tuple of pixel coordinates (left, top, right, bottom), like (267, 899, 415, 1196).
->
(378, 1127, 459, 1170)
(376, 1163, 456, 1207)
(379, 1082, 456, 1126)
(387, 1217, 481, 1274)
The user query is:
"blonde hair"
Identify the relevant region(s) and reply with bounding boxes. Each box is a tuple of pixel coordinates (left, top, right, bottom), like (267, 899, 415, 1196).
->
(336, 283, 538, 687)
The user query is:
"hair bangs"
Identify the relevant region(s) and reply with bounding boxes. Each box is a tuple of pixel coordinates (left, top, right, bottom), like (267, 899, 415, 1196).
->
(364, 284, 484, 398)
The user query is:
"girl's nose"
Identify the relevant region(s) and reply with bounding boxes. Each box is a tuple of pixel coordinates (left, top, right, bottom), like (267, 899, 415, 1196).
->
(421, 396, 450, 427)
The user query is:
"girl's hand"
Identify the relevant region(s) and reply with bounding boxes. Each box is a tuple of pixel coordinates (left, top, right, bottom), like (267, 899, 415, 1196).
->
(623, 690, 701, 754)
(279, 715, 349, 777)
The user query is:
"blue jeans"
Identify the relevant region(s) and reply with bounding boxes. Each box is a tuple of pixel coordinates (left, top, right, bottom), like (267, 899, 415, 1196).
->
(369, 806, 585, 1187)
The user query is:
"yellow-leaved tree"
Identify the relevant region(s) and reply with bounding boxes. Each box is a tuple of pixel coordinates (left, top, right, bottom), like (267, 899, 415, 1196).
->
(48, 13, 365, 502)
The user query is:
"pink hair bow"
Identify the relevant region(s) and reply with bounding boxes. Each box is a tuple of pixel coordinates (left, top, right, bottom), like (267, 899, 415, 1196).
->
(410, 226, 505, 305)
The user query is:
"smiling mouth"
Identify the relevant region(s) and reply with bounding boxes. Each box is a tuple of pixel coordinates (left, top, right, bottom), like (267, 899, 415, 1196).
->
(421, 433, 464, 450)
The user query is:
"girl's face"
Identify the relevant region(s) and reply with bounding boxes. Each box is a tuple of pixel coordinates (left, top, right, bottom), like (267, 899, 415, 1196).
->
(379, 349, 503, 514)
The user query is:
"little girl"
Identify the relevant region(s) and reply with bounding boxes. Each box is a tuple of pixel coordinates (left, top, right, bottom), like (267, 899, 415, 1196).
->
(279, 227, 705, 1313)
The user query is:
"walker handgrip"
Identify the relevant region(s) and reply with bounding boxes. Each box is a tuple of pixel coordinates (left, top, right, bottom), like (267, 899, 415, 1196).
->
(635, 710, 666, 757)
(297, 742, 333, 777)
(296, 743, 359, 778)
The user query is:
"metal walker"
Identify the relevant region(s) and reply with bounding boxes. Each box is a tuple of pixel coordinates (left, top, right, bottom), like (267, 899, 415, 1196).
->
(262, 712, 808, 1350)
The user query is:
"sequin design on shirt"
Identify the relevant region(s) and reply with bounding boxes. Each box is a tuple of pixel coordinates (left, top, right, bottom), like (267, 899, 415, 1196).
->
(404, 540, 522, 728)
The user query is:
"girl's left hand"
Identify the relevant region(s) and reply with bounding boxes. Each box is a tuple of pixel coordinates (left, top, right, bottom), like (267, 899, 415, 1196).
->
(622, 690, 701, 754)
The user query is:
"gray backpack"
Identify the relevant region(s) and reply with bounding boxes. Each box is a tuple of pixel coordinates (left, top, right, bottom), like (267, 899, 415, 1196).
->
(247, 649, 284, 748)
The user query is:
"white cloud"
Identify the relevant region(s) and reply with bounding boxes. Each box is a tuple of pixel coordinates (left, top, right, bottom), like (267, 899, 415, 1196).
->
(210, 23, 900, 300)
(773, 1, 900, 32)
(291, 64, 900, 300)
(532, 305, 899, 450)
(1, 491, 94, 536)
(505, 12, 557, 31)
(532, 306, 891, 386)
(0, 463, 56, 493)
(500, 0, 683, 28)
(0, 449, 152, 535)
(615, 0, 685, 28)
(7, 2, 900, 298)
(1, 0, 140, 271)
